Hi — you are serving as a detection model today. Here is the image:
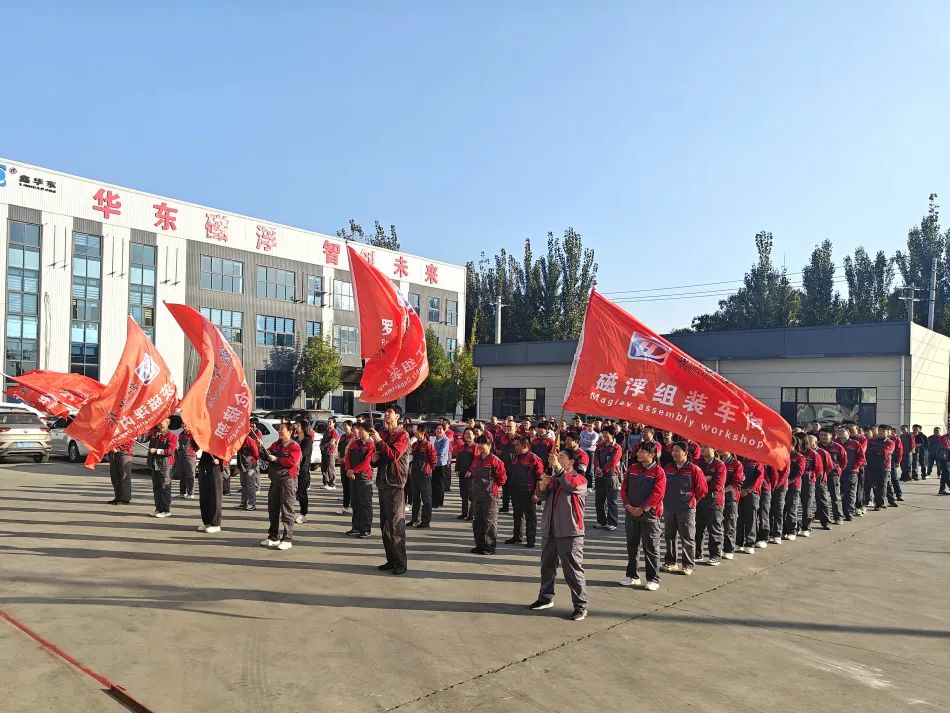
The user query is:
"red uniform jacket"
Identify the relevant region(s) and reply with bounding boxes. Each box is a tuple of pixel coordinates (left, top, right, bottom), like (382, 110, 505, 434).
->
(576, 449, 589, 475)
(621, 461, 667, 519)
(889, 436, 904, 466)
(469, 453, 507, 498)
(739, 456, 766, 494)
(268, 438, 302, 478)
(344, 438, 375, 479)
(177, 429, 197, 456)
(507, 451, 544, 492)
(148, 429, 178, 468)
(788, 451, 806, 489)
(722, 456, 744, 500)
(842, 438, 867, 471)
(662, 461, 708, 510)
(763, 465, 782, 490)
(697, 456, 728, 507)
(410, 438, 437, 476)
(530, 436, 554, 468)
(375, 428, 410, 488)
(803, 448, 823, 484)
(594, 441, 623, 476)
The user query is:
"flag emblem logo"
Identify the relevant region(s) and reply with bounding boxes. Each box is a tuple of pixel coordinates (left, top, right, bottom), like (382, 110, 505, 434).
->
(627, 333, 670, 364)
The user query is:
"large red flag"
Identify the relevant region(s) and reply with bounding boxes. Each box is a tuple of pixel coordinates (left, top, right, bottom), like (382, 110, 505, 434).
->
(346, 244, 428, 403)
(361, 306, 429, 403)
(165, 303, 251, 462)
(67, 317, 178, 468)
(563, 291, 792, 468)
(5, 370, 104, 417)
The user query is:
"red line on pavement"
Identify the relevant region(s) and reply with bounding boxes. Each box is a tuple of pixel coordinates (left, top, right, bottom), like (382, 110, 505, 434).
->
(0, 607, 157, 713)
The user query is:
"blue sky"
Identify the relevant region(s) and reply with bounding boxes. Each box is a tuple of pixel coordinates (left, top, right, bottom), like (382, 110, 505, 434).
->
(4, 2, 949, 331)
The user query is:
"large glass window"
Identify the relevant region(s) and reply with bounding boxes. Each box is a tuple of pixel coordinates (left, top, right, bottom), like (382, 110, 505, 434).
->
(446, 299, 458, 326)
(257, 266, 296, 301)
(6, 220, 41, 380)
(307, 275, 325, 306)
(445, 337, 458, 359)
(71, 233, 102, 379)
(255, 369, 296, 410)
(428, 296, 441, 323)
(333, 280, 354, 311)
(256, 315, 295, 347)
(409, 293, 421, 314)
(332, 324, 358, 355)
(200, 307, 243, 343)
(780, 387, 877, 427)
(129, 243, 156, 341)
(492, 388, 545, 419)
(307, 321, 323, 343)
(200, 255, 244, 293)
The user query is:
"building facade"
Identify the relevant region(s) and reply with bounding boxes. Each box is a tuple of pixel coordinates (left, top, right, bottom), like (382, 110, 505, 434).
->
(0, 158, 465, 413)
(473, 322, 950, 430)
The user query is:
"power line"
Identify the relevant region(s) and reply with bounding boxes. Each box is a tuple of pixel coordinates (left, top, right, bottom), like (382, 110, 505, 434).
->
(611, 277, 849, 304)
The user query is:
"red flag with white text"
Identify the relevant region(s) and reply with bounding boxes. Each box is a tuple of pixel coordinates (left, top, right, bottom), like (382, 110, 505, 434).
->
(361, 306, 429, 403)
(165, 303, 251, 462)
(66, 317, 178, 468)
(5, 370, 104, 417)
(563, 291, 792, 469)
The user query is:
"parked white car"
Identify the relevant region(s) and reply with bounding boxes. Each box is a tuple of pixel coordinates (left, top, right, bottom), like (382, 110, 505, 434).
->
(255, 419, 321, 475)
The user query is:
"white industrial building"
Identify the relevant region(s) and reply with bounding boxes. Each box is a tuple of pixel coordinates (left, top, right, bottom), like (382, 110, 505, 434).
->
(473, 322, 950, 429)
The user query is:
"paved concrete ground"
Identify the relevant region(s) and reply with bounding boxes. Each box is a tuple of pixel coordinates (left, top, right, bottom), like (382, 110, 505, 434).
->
(1, 459, 948, 713)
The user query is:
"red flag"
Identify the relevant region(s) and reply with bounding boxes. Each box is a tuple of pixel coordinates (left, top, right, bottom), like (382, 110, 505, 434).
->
(361, 306, 429, 403)
(346, 244, 429, 403)
(67, 317, 178, 469)
(165, 303, 251, 462)
(5, 370, 104, 417)
(347, 245, 406, 361)
(563, 291, 792, 469)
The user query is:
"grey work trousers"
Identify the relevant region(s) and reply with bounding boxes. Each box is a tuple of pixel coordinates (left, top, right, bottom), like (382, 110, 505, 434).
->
(694, 503, 723, 559)
(722, 493, 739, 553)
(663, 508, 696, 568)
(538, 535, 587, 609)
(378, 485, 407, 567)
(625, 513, 661, 583)
(473, 496, 499, 552)
(267, 476, 297, 541)
(240, 465, 259, 508)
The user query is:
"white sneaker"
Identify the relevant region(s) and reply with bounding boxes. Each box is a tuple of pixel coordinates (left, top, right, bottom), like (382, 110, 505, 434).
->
(722, 552, 734, 560)
(277, 540, 293, 550)
(329, 484, 337, 490)
(196, 524, 208, 532)
(204, 526, 221, 534)
(744, 546, 755, 554)
(294, 515, 305, 524)
(800, 530, 811, 538)
(644, 581, 660, 591)
(260, 538, 280, 548)
(323, 484, 332, 490)
(155, 511, 171, 518)
(754, 541, 768, 549)
(152, 510, 161, 517)
(768, 537, 781, 544)
(619, 576, 641, 587)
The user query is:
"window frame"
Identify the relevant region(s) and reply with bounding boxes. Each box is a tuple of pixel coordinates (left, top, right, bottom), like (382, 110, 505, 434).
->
(199, 254, 245, 294)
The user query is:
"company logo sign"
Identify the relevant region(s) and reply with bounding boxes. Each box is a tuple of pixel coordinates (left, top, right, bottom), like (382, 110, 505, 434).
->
(627, 332, 671, 365)
(0, 164, 6, 187)
(134, 354, 161, 385)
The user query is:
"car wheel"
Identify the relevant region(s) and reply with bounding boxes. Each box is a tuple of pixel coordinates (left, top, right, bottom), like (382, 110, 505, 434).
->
(34, 453, 50, 464)
(68, 441, 81, 463)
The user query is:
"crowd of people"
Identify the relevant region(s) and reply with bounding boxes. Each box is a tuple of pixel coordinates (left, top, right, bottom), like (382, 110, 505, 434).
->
(101, 409, 949, 622)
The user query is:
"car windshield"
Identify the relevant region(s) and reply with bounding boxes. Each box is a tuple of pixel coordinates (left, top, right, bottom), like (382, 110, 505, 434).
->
(0, 412, 42, 425)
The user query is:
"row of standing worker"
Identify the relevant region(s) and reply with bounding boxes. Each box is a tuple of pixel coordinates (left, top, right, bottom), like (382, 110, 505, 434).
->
(103, 410, 948, 622)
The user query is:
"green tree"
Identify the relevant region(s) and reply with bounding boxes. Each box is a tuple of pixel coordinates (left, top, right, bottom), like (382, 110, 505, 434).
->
(843, 247, 894, 323)
(800, 240, 842, 326)
(452, 339, 478, 415)
(336, 218, 401, 250)
(557, 227, 598, 339)
(297, 336, 342, 405)
(412, 328, 455, 415)
(893, 194, 947, 328)
(692, 231, 800, 330)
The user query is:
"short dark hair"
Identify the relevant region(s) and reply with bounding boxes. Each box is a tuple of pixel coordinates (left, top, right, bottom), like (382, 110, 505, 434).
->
(474, 435, 491, 445)
(559, 447, 580, 467)
(671, 440, 690, 454)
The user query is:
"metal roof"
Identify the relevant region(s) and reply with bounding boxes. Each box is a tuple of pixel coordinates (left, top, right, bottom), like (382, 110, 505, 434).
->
(473, 321, 913, 367)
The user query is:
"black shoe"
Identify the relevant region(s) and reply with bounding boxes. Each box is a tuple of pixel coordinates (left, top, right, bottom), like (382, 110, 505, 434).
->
(896, 496, 904, 501)
(408, 520, 419, 527)
(417, 522, 431, 529)
(456, 514, 467, 520)
(465, 516, 474, 522)
(525, 542, 535, 548)
(821, 524, 831, 530)
(470, 547, 485, 554)
(483, 549, 496, 555)
(888, 501, 899, 508)
(938, 490, 949, 495)
(504, 537, 522, 544)
(378, 561, 396, 571)
(345, 529, 358, 536)
(107, 499, 119, 505)
(570, 608, 588, 622)
(499, 507, 510, 513)
(833, 519, 842, 525)
(529, 599, 554, 611)
(844, 516, 853, 521)
(392, 564, 407, 575)
(358, 531, 371, 538)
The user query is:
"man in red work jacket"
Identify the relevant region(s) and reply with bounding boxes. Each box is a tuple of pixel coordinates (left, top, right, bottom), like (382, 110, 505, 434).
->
(819, 428, 847, 525)
(717, 448, 744, 558)
(409, 424, 437, 528)
(695, 445, 727, 565)
(836, 426, 865, 521)
(496, 419, 519, 513)
(469, 435, 507, 555)
(260, 421, 302, 551)
(620, 443, 667, 590)
(592, 426, 623, 531)
(504, 436, 544, 548)
(147, 417, 178, 518)
(345, 421, 375, 538)
(661, 442, 708, 575)
(372, 407, 411, 575)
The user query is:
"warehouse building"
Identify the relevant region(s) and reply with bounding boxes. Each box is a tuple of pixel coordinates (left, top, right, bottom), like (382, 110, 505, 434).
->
(473, 321, 950, 429)
(0, 158, 465, 413)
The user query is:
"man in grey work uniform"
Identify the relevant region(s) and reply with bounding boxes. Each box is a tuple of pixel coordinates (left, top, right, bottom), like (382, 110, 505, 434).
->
(372, 407, 410, 575)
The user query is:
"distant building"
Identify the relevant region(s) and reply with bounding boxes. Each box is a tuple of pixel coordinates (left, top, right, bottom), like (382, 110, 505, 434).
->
(473, 321, 950, 428)
(0, 158, 465, 414)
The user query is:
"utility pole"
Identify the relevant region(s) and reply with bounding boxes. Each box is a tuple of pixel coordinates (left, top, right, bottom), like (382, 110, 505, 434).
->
(929, 257, 938, 330)
(494, 293, 506, 345)
(901, 284, 922, 324)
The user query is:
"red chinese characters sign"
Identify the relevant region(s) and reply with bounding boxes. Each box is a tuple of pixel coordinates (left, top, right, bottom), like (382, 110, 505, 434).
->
(394, 256, 409, 278)
(425, 263, 439, 284)
(205, 213, 229, 242)
(256, 224, 277, 251)
(563, 291, 792, 469)
(323, 240, 340, 265)
(153, 202, 178, 231)
(93, 188, 121, 219)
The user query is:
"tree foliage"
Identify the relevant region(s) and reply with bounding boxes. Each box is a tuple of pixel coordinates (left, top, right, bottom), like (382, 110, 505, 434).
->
(465, 227, 598, 344)
(297, 336, 342, 404)
(410, 328, 456, 415)
(336, 218, 400, 250)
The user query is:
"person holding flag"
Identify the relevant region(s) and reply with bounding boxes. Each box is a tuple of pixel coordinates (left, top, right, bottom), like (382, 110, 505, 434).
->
(371, 407, 410, 575)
